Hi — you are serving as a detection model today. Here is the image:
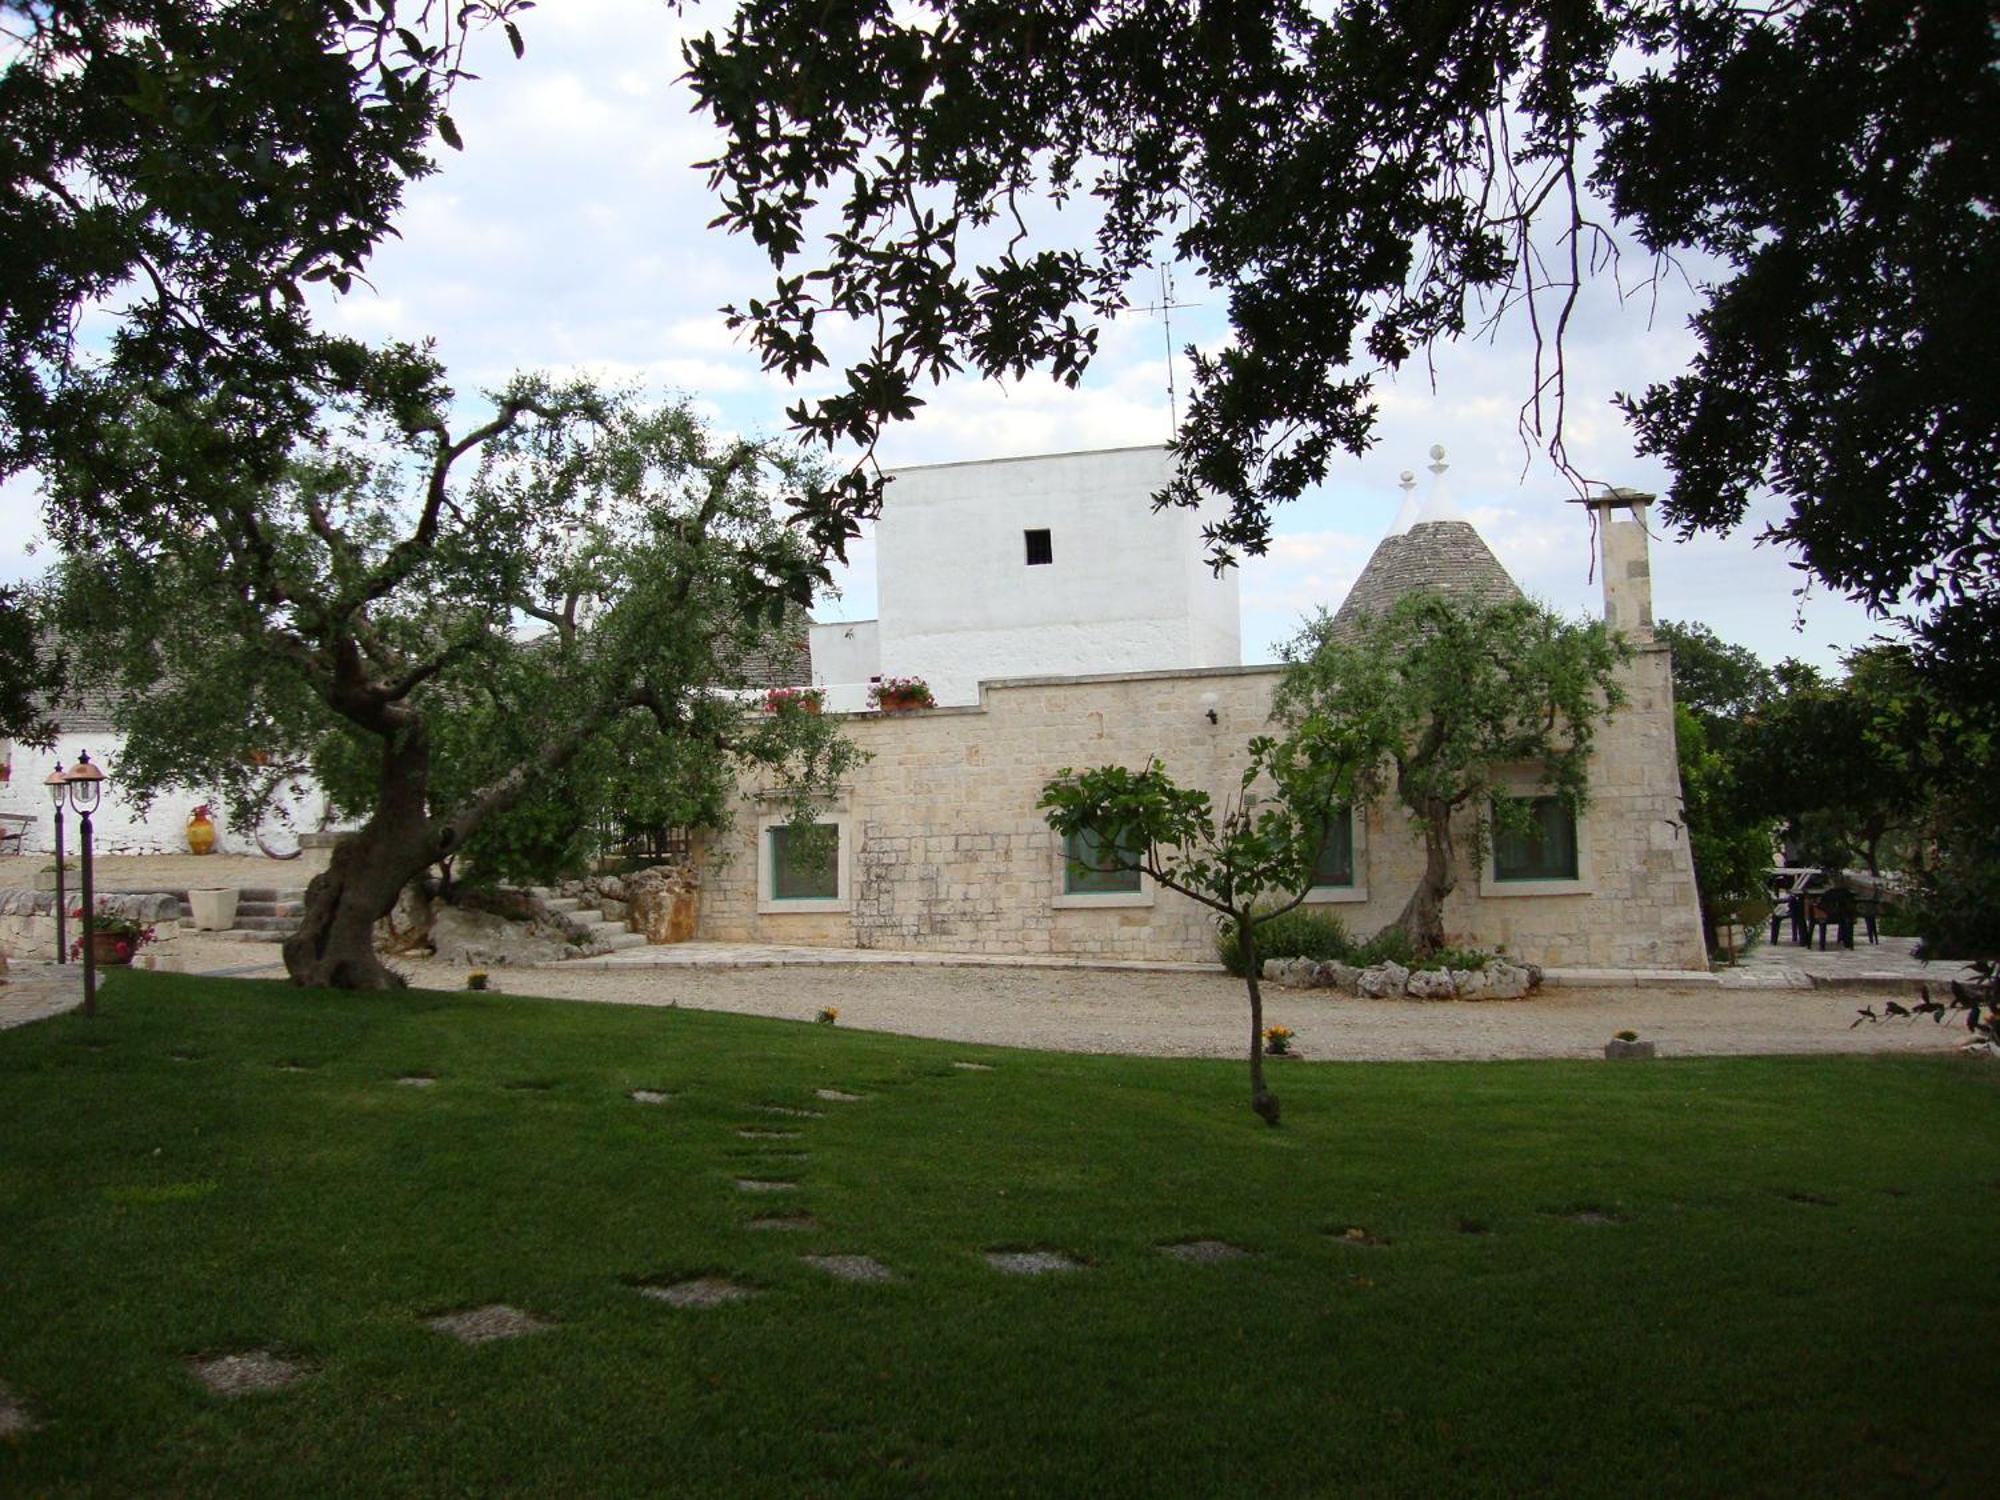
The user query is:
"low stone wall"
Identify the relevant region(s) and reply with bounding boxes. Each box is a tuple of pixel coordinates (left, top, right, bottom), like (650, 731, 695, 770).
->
(0, 888, 185, 960)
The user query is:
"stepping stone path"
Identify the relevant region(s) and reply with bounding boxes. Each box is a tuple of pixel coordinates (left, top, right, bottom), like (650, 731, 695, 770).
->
(760, 1105, 823, 1118)
(0, 1380, 35, 1436)
(983, 1250, 1082, 1276)
(187, 1350, 307, 1397)
(1158, 1239, 1250, 1264)
(170, 1050, 205, 1062)
(640, 1278, 759, 1309)
(737, 1128, 799, 1140)
(273, 1062, 314, 1072)
(425, 1304, 552, 1344)
(814, 1088, 864, 1103)
(803, 1254, 896, 1283)
(745, 1214, 820, 1232)
(505, 1080, 556, 1091)
(397, 1074, 437, 1089)
(1558, 1208, 1622, 1225)
(628, 1089, 674, 1105)
(951, 1061, 994, 1072)
(735, 1178, 799, 1193)
(1784, 1190, 1835, 1207)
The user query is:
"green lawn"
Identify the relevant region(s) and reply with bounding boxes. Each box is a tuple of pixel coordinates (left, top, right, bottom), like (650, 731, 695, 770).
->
(1, 972, 1994, 1497)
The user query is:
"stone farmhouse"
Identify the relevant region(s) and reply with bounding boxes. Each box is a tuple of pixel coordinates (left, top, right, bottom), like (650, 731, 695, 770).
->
(700, 444, 1709, 971)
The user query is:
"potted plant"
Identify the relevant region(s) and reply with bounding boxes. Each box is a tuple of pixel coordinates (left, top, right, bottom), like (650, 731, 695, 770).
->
(869, 675, 936, 712)
(186, 803, 217, 855)
(764, 686, 825, 716)
(71, 904, 158, 967)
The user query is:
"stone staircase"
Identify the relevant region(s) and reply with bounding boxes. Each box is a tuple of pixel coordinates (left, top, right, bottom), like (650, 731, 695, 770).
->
(529, 888, 650, 956)
(173, 886, 308, 944)
(164, 883, 650, 956)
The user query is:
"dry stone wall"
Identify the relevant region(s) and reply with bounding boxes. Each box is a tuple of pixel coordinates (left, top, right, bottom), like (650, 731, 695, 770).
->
(699, 652, 1708, 970)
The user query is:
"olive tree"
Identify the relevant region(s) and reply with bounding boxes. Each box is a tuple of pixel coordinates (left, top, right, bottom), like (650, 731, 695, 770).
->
(1274, 593, 1628, 955)
(1040, 720, 1361, 1126)
(51, 384, 859, 990)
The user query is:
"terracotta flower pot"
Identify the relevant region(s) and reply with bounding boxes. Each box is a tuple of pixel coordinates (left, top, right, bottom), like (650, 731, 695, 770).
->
(90, 930, 135, 967)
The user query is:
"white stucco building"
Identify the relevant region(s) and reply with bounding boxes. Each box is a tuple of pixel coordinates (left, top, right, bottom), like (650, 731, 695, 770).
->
(810, 446, 1240, 708)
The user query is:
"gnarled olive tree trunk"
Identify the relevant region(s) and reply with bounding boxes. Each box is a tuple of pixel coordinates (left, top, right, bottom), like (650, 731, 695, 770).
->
(282, 724, 439, 991)
(1389, 795, 1457, 957)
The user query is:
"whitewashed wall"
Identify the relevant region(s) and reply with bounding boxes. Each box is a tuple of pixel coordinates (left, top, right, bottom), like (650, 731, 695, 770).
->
(838, 445, 1240, 706)
(0, 734, 318, 856)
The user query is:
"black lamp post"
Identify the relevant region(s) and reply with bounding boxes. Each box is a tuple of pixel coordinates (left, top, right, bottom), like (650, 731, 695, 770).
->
(44, 762, 66, 964)
(65, 750, 105, 1019)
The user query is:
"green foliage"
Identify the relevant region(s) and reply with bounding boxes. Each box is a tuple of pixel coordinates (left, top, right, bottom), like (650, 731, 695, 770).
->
(49, 386, 863, 981)
(1425, 946, 1499, 974)
(1274, 592, 1628, 954)
(691, 1, 1998, 685)
(1908, 785, 2000, 963)
(1, 3, 531, 505)
(1350, 928, 1416, 970)
(1673, 703, 1778, 953)
(0, 585, 57, 744)
(1040, 726, 1363, 1118)
(1657, 620, 1775, 731)
(1216, 908, 1352, 978)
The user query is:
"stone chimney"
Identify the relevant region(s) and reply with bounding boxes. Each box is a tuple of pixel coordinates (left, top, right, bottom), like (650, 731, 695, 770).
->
(1571, 487, 1655, 640)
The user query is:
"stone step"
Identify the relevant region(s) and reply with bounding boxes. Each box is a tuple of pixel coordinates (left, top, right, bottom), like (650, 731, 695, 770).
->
(542, 897, 584, 915)
(232, 915, 302, 933)
(174, 899, 302, 919)
(592, 931, 648, 953)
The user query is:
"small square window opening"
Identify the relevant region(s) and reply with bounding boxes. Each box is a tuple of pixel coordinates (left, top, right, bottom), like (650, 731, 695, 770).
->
(1024, 528, 1053, 566)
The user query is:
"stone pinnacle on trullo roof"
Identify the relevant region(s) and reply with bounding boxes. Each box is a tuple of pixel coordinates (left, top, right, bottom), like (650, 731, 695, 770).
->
(1389, 468, 1421, 535)
(1327, 446, 1524, 638)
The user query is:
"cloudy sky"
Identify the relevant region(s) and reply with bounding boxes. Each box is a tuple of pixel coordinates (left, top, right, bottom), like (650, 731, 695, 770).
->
(2, 0, 1882, 671)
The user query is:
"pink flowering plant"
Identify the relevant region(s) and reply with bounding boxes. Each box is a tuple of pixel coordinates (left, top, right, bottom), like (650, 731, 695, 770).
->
(70, 901, 158, 962)
(868, 675, 935, 709)
(764, 686, 825, 714)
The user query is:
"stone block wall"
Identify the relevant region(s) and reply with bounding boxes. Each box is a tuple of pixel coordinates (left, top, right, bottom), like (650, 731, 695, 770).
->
(698, 653, 1708, 970)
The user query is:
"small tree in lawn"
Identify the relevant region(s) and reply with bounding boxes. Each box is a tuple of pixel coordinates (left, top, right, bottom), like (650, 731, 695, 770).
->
(1039, 721, 1361, 1127)
(1274, 594, 1629, 957)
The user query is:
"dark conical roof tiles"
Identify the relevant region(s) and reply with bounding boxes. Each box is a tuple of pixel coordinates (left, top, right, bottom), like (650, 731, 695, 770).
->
(1328, 521, 1523, 636)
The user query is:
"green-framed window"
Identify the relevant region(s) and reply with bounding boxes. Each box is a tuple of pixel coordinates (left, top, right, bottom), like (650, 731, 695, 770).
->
(769, 822, 839, 901)
(1492, 795, 1579, 882)
(1310, 808, 1355, 888)
(1063, 827, 1143, 895)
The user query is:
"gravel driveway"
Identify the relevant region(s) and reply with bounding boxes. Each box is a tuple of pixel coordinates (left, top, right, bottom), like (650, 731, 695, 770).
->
(385, 954, 1961, 1063)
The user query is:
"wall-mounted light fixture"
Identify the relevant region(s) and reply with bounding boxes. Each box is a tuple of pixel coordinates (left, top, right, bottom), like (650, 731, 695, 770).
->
(1199, 692, 1220, 726)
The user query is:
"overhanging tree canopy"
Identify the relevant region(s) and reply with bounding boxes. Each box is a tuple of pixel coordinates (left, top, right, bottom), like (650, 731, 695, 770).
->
(688, 0, 1998, 679)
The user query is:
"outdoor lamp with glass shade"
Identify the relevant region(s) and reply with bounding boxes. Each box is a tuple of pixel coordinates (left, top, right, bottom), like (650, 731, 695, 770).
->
(65, 750, 105, 1018)
(44, 762, 67, 963)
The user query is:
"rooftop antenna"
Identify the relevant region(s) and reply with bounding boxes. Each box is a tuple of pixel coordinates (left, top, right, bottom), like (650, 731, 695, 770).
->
(1138, 261, 1200, 440)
